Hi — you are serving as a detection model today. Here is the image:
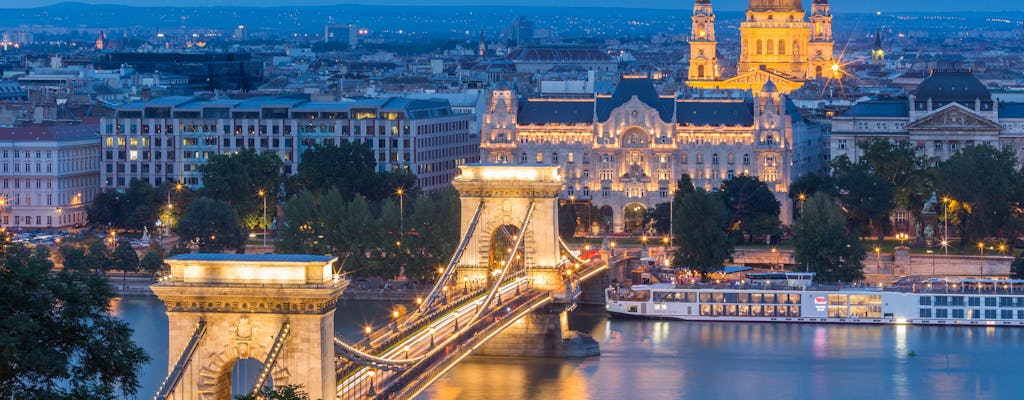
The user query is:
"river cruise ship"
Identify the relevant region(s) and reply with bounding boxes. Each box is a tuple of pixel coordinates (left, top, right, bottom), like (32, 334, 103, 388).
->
(606, 273, 1024, 327)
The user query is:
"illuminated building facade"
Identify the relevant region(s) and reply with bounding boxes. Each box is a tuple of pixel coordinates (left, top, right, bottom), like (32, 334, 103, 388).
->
(481, 77, 828, 231)
(100, 95, 477, 193)
(687, 0, 836, 94)
(0, 124, 99, 229)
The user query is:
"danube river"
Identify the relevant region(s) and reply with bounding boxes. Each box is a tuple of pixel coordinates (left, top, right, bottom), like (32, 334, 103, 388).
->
(115, 297, 1024, 400)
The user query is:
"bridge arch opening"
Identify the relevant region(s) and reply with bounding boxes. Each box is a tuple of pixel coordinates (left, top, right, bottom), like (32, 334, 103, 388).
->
(623, 202, 648, 233)
(488, 224, 522, 283)
(230, 358, 273, 397)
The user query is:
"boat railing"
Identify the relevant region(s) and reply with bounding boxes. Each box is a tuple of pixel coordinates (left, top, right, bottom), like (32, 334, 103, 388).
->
(607, 281, 1024, 296)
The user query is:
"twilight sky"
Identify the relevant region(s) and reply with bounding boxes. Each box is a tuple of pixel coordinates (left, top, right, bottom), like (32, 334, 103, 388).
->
(5, 1, 1022, 12)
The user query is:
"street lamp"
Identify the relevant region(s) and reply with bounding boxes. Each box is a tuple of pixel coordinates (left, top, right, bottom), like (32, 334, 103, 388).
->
(364, 325, 372, 342)
(258, 189, 267, 248)
(941, 196, 950, 255)
(429, 327, 436, 349)
(978, 241, 985, 256)
(874, 247, 881, 273)
(396, 187, 405, 236)
(367, 369, 376, 396)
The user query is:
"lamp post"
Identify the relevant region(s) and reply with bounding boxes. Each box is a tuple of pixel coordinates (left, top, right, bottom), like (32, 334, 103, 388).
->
(258, 189, 267, 248)
(367, 369, 376, 396)
(396, 187, 404, 235)
(978, 241, 985, 257)
(941, 196, 950, 255)
(429, 327, 436, 349)
(874, 247, 881, 274)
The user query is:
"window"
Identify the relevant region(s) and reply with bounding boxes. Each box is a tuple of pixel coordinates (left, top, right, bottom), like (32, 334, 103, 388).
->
(712, 154, 719, 165)
(743, 154, 750, 165)
(984, 309, 996, 319)
(952, 309, 964, 319)
(935, 309, 948, 318)
(838, 139, 847, 150)
(551, 152, 559, 163)
(536, 152, 543, 163)
(919, 308, 932, 318)
(696, 152, 704, 164)
(985, 297, 997, 307)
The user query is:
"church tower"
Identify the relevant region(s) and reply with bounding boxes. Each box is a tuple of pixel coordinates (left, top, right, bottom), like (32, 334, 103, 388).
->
(738, 0, 809, 77)
(688, 0, 718, 81)
(806, 0, 835, 78)
(871, 29, 885, 67)
(481, 82, 518, 164)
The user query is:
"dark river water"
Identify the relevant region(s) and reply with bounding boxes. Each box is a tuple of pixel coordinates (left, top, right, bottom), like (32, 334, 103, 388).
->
(114, 297, 1024, 400)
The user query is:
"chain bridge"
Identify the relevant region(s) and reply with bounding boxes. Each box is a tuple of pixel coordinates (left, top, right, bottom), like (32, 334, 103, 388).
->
(152, 164, 610, 400)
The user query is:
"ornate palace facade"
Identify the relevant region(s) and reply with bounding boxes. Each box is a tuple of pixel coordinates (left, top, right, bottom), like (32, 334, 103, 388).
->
(480, 77, 827, 232)
(688, 0, 836, 94)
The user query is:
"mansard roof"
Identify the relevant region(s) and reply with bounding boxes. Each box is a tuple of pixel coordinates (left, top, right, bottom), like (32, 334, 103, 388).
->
(596, 76, 674, 123)
(915, 69, 990, 103)
(997, 102, 1024, 119)
(675, 100, 754, 126)
(517, 98, 594, 125)
(842, 100, 909, 118)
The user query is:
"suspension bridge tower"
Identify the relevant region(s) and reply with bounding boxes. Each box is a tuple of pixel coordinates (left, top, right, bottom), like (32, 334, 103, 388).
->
(151, 254, 346, 400)
(452, 164, 565, 293)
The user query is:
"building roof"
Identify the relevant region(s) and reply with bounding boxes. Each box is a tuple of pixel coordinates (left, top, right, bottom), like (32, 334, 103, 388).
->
(841, 100, 909, 118)
(165, 253, 335, 263)
(676, 100, 754, 126)
(518, 99, 594, 124)
(999, 102, 1024, 119)
(507, 46, 612, 63)
(749, 0, 803, 12)
(0, 124, 99, 142)
(596, 77, 674, 123)
(914, 70, 991, 102)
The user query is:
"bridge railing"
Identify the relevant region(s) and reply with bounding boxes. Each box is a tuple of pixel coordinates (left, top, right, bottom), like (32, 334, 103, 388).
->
(377, 289, 552, 400)
(154, 320, 207, 400)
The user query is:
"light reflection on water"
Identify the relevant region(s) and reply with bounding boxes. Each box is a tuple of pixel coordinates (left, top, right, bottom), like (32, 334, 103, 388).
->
(114, 298, 1024, 400)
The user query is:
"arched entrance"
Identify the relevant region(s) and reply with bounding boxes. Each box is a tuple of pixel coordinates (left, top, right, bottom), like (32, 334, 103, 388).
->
(231, 358, 273, 397)
(623, 202, 648, 233)
(488, 224, 522, 284)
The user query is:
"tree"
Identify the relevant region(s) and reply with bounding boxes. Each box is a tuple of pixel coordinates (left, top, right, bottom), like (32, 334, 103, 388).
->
(200, 149, 284, 227)
(294, 142, 377, 198)
(87, 189, 124, 228)
(122, 179, 158, 230)
(140, 250, 166, 274)
(788, 173, 836, 218)
(934, 144, 1022, 254)
(672, 188, 732, 279)
(647, 202, 672, 235)
(557, 201, 577, 239)
(112, 241, 141, 286)
(1011, 252, 1024, 280)
(792, 192, 866, 282)
(720, 175, 781, 244)
(831, 155, 895, 240)
(404, 189, 461, 281)
(235, 384, 309, 400)
(177, 197, 246, 253)
(857, 138, 934, 223)
(0, 242, 150, 398)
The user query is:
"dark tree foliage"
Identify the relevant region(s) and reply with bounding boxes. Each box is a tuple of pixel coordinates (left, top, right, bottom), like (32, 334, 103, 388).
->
(1011, 253, 1024, 280)
(934, 145, 1022, 254)
(140, 250, 166, 274)
(792, 192, 866, 283)
(557, 201, 577, 239)
(831, 155, 895, 240)
(235, 384, 309, 400)
(293, 143, 419, 201)
(647, 202, 672, 235)
(87, 188, 124, 228)
(199, 149, 284, 224)
(122, 179, 158, 230)
(856, 138, 935, 218)
(720, 175, 781, 244)
(177, 197, 247, 253)
(112, 241, 140, 273)
(0, 240, 150, 399)
(672, 188, 733, 279)
(294, 142, 377, 199)
(276, 189, 460, 281)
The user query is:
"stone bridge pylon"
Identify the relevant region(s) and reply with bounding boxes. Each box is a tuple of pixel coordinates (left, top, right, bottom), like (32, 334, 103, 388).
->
(151, 254, 346, 400)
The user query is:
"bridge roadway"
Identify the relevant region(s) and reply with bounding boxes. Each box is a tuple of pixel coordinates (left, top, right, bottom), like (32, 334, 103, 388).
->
(337, 259, 609, 400)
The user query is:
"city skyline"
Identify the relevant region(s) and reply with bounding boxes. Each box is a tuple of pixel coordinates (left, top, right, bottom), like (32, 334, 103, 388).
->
(5, 0, 1024, 13)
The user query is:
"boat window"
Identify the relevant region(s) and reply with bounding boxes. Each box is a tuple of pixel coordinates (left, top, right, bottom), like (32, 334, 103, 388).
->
(950, 296, 965, 306)
(750, 293, 763, 304)
(920, 297, 931, 306)
(827, 294, 847, 305)
(850, 295, 882, 306)
(968, 297, 980, 307)
(999, 297, 1013, 307)
(920, 309, 932, 318)
(952, 309, 965, 319)
(828, 305, 847, 318)
(935, 309, 949, 318)
(985, 297, 997, 307)
(933, 296, 949, 306)
(985, 309, 997, 319)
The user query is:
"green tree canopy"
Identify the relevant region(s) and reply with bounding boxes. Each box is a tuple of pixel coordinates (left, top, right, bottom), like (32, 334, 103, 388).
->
(87, 189, 124, 228)
(177, 197, 247, 253)
(720, 175, 781, 244)
(857, 138, 934, 214)
(0, 241, 150, 398)
(831, 155, 895, 240)
(934, 144, 1022, 253)
(199, 149, 284, 226)
(792, 192, 866, 282)
(671, 187, 732, 278)
(293, 143, 419, 201)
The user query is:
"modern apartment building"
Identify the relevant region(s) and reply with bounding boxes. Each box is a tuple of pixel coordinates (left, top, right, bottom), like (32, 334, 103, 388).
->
(100, 94, 478, 193)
